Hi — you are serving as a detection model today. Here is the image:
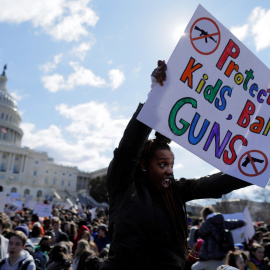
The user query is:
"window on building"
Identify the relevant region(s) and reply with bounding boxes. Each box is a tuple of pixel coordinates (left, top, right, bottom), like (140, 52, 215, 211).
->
(61, 180, 64, 186)
(1, 113, 4, 119)
(33, 170, 37, 176)
(68, 181, 71, 187)
(37, 190, 42, 197)
(2, 154, 6, 159)
(1, 163, 5, 172)
(15, 156, 19, 161)
(53, 177, 57, 185)
(45, 178, 48, 184)
(35, 161, 39, 164)
(11, 187, 17, 193)
(13, 165, 19, 174)
(24, 189, 30, 196)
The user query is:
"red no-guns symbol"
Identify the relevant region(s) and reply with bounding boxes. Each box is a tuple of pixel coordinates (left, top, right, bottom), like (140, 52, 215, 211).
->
(190, 17, 221, 55)
(238, 150, 268, 177)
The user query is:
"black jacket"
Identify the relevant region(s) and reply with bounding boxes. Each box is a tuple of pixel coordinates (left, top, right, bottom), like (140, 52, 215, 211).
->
(99, 104, 250, 270)
(198, 213, 245, 260)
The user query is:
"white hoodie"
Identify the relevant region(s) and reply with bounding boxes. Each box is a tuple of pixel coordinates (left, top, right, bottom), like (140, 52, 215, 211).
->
(1, 250, 35, 270)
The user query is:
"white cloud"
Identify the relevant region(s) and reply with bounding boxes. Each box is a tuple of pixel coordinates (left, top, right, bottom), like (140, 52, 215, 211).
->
(71, 41, 94, 60)
(42, 62, 125, 92)
(40, 53, 63, 74)
(230, 24, 249, 41)
(10, 91, 23, 101)
(249, 7, 270, 51)
(0, 0, 99, 42)
(21, 101, 129, 171)
(230, 6, 270, 52)
(108, 69, 125, 90)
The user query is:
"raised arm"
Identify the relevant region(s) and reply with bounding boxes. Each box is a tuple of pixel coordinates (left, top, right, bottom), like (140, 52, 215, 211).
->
(176, 172, 251, 202)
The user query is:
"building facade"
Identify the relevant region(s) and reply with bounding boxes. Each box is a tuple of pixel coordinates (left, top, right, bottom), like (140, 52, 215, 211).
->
(0, 68, 105, 206)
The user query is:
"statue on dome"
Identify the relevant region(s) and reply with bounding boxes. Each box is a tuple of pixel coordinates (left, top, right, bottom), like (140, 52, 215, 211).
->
(1, 65, 7, 76)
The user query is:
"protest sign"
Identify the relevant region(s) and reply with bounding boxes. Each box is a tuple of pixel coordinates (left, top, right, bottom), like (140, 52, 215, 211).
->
(137, 4, 270, 187)
(33, 203, 52, 217)
(4, 203, 21, 217)
(0, 192, 6, 212)
(223, 207, 254, 244)
(10, 192, 21, 200)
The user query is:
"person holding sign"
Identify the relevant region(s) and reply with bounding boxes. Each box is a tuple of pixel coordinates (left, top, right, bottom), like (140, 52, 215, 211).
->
(99, 61, 250, 270)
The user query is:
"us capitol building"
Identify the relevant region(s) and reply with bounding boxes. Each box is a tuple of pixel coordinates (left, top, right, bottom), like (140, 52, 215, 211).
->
(0, 66, 107, 207)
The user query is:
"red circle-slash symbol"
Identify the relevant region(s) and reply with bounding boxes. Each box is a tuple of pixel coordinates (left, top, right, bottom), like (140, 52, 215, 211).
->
(238, 150, 268, 177)
(190, 17, 221, 55)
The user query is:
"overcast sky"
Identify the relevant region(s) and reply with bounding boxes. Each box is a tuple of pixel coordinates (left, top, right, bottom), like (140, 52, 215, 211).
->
(1, 0, 270, 201)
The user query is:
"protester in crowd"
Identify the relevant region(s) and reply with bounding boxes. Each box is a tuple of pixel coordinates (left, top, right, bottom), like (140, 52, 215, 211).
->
(51, 219, 68, 244)
(43, 220, 51, 233)
(187, 219, 200, 249)
(248, 243, 265, 270)
(82, 252, 103, 270)
(76, 250, 101, 270)
(13, 214, 22, 227)
(225, 250, 245, 270)
(72, 240, 91, 270)
(263, 242, 270, 270)
(94, 224, 110, 254)
(0, 214, 13, 239)
(72, 225, 89, 254)
(192, 206, 246, 270)
(29, 224, 42, 248)
(68, 222, 77, 243)
(34, 236, 51, 270)
(98, 61, 251, 270)
(44, 232, 55, 247)
(81, 230, 99, 255)
(0, 230, 36, 270)
(46, 242, 71, 270)
(0, 233, 8, 260)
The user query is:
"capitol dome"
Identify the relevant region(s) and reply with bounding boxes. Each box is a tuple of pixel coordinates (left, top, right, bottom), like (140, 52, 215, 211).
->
(0, 65, 23, 146)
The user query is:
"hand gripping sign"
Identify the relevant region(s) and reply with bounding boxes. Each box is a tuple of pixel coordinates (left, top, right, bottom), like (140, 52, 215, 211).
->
(137, 4, 270, 188)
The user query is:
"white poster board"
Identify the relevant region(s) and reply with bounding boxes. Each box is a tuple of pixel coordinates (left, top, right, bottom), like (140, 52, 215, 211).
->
(4, 203, 21, 217)
(137, 4, 270, 187)
(223, 207, 254, 244)
(33, 203, 52, 217)
(0, 192, 6, 212)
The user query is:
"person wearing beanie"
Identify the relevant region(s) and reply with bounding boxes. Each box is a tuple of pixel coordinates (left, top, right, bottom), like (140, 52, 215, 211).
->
(14, 225, 29, 238)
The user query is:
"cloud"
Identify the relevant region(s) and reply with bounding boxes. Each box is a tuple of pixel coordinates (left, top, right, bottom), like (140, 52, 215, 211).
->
(230, 6, 270, 51)
(21, 101, 129, 171)
(42, 62, 125, 92)
(230, 24, 249, 41)
(40, 53, 63, 74)
(10, 91, 23, 101)
(0, 0, 99, 42)
(71, 41, 94, 60)
(108, 69, 125, 90)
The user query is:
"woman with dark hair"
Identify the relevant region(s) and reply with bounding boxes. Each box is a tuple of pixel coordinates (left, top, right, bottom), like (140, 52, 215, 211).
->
(46, 243, 72, 270)
(99, 61, 250, 270)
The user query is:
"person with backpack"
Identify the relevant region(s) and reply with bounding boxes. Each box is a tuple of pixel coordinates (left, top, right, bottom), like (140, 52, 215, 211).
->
(0, 230, 36, 270)
(191, 206, 246, 270)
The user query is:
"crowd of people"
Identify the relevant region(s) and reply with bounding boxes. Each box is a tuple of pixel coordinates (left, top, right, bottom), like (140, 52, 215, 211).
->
(0, 205, 110, 270)
(186, 206, 270, 270)
(0, 204, 269, 270)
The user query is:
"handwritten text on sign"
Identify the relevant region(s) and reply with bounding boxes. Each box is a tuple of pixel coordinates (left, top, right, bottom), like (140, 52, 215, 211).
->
(137, 5, 270, 187)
